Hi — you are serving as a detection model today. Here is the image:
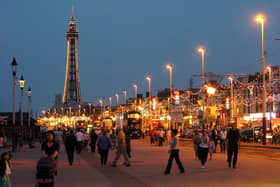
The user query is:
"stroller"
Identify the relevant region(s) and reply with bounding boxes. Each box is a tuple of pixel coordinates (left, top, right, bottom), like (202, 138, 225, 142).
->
(36, 157, 55, 187)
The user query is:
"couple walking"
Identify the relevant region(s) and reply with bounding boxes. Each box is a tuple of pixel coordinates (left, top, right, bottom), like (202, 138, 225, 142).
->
(193, 124, 240, 169)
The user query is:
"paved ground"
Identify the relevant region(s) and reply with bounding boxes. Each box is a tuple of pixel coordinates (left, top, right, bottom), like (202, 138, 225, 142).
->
(7, 138, 280, 187)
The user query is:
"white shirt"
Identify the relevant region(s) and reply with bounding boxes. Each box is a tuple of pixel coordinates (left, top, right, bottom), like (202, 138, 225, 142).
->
(5, 161, 11, 176)
(76, 132, 83, 142)
(220, 130, 227, 140)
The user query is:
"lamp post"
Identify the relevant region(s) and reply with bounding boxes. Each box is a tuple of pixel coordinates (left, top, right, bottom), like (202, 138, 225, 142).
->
(198, 47, 206, 130)
(88, 103, 92, 115)
(115, 94, 119, 107)
(27, 87, 32, 147)
(166, 64, 173, 130)
(99, 99, 103, 116)
(109, 97, 112, 115)
(123, 90, 127, 105)
(133, 84, 138, 110)
(256, 14, 267, 145)
(11, 58, 18, 125)
(228, 77, 234, 119)
(267, 66, 272, 129)
(27, 87, 32, 127)
(146, 76, 152, 130)
(19, 75, 25, 126)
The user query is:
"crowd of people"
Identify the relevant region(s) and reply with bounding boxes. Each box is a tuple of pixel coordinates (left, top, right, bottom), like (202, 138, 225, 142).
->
(36, 128, 132, 186)
(163, 124, 240, 175)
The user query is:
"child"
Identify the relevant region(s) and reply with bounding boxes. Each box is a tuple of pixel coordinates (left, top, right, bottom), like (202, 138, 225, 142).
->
(209, 137, 215, 160)
(0, 152, 12, 187)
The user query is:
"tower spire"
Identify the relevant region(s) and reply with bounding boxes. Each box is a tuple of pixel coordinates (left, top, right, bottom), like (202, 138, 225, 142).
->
(72, 6, 74, 18)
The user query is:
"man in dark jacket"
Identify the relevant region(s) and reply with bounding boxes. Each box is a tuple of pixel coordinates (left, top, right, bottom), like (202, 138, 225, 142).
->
(65, 130, 76, 166)
(226, 123, 240, 169)
(90, 130, 98, 153)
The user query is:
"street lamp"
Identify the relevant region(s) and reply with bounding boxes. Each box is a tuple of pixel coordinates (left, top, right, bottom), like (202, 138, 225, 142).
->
(19, 75, 25, 126)
(11, 57, 18, 125)
(198, 47, 206, 129)
(166, 64, 173, 130)
(146, 76, 152, 130)
(27, 87, 32, 147)
(28, 87, 32, 127)
(267, 66, 272, 129)
(123, 90, 127, 105)
(133, 84, 138, 110)
(109, 97, 112, 115)
(115, 94, 119, 106)
(145, 76, 152, 100)
(256, 14, 267, 145)
(99, 99, 103, 115)
(228, 77, 234, 119)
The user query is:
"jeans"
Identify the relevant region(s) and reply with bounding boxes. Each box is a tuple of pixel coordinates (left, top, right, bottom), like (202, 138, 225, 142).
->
(164, 149, 184, 173)
(99, 149, 109, 165)
(66, 149, 74, 165)
(199, 147, 208, 166)
(227, 146, 238, 167)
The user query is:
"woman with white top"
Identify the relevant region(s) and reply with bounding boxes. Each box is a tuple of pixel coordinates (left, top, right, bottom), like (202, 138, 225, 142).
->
(0, 152, 11, 187)
(199, 131, 210, 168)
(164, 129, 184, 175)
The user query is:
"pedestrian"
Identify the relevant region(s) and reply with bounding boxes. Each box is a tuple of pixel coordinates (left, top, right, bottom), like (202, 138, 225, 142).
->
(0, 152, 12, 187)
(220, 127, 227, 153)
(208, 137, 215, 160)
(211, 126, 219, 152)
(124, 129, 132, 158)
(97, 130, 112, 167)
(226, 123, 240, 169)
(75, 130, 83, 154)
(198, 130, 209, 169)
(41, 131, 60, 176)
(111, 129, 131, 167)
(65, 130, 76, 166)
(192, 131, 201, 160)
(150, 131, 155, 145)
(164, 129, 184, 175)
(90, 130, 98, 153)
(159, 129, 165, 147)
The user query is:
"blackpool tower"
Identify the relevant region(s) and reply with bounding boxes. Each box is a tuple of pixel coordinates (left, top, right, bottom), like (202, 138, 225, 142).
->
(63, 10, 81, 104)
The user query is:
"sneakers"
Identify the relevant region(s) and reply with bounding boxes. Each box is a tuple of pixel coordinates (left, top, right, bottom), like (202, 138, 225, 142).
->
(201, 165, 205, 169)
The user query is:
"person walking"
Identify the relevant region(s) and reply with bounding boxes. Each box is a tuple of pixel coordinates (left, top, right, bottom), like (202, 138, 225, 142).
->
(97, 130, 112, 167)
(65, 130, 76, 166)
(90, 130, 98, 153)
(226, 123, 240, 169)
(75, 130, 83, 154)
(159, 129, 165, 147)
(41, 131, 60, 176)
(164, 129, 184, 175)
(198, 131, 209, 169)
(111, 129, 131, 167)
(124, 130, 132, 158)
(192, 131, 201, 160)
(211, 126, 219, 152)
(208, 137, 215, 160)
(220, 127, 227, 153)
(0, 152, 12, 187)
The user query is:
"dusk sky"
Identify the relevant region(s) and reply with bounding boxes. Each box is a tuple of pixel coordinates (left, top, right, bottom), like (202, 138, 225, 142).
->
(1, 0, 280, 114)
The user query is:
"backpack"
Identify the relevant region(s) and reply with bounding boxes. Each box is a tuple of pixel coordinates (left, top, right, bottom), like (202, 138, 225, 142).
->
(36, 157, 55, 179)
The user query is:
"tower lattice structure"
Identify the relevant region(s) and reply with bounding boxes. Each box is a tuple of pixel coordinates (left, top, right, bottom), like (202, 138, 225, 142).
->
(63, 11, 81, 104)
